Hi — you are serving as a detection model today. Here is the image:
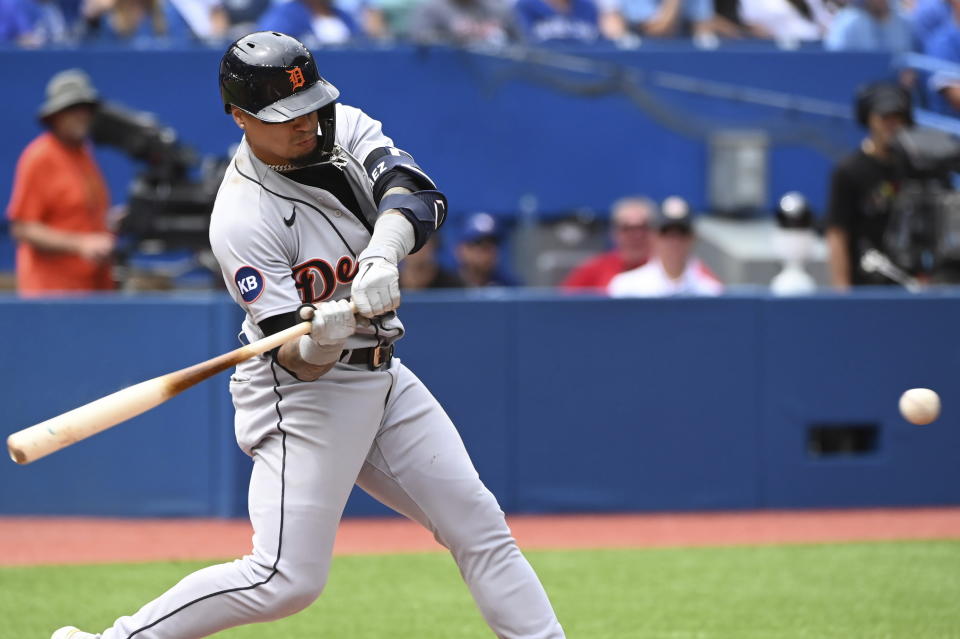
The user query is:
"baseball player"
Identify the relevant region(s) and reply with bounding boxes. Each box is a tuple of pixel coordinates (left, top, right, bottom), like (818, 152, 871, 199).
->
(52, 31, 565, 639)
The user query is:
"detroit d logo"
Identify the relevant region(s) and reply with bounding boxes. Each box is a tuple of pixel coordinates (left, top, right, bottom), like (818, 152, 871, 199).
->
(287, 66, 305, 90)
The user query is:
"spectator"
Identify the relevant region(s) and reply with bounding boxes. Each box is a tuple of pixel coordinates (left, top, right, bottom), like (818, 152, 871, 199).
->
(455, 212, 518, 287)
(6, 69, 115, 296)
(924, 0, 960, 113)
(399, 234, 464, 289)
(409, 0, 520, 45)
(825, 0, 913, 53)
(608, 196, 722, 297)
(257, 0, 363, 46)
(514, 0, 600, 42)
(599, 0, 716, 42)
(561, 196, 654, 290)
(79, 0, 180, 43)
(0, 0, 71, 46)
(825, 82, 912, 289)
(710, 0, 752, 37)
(365, 0, 420, 39)
(770, 191, 818, 295)
(164, 0, 230, 41)
(736, 0, 833, 43)
(910, 0, 950, 51)
(219, 0, 272, 36)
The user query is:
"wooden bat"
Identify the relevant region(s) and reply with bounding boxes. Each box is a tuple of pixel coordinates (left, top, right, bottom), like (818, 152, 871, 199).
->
(7, 319, 319, 465)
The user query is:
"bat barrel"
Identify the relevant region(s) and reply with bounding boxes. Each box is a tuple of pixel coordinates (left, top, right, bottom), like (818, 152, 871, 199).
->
(6, 320, 314, 465)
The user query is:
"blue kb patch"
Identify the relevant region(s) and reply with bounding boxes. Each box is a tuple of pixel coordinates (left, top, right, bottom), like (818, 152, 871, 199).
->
(235, 266, 264, 303)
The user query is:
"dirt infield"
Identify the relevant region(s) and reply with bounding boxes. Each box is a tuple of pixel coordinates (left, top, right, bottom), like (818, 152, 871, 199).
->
(2, 507, 958, 566)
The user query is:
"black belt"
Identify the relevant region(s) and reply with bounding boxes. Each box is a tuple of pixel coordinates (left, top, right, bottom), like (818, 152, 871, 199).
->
(341, 344, 394, 370)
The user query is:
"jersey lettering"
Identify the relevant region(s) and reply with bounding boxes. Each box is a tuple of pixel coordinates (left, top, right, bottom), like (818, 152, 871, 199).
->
(234, 266, 265, 303)
(292, 256, 358, 303)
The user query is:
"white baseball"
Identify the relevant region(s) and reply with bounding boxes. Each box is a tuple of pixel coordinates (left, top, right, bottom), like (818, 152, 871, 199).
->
(899, 388, 941, 426)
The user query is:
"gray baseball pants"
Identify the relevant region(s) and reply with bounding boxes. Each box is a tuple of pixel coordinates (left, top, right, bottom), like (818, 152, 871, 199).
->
(97, 357, 565, 639)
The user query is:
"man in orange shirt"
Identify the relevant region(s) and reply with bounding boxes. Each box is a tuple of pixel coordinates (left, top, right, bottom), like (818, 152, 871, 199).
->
(7, 68, 115, 296)
(560, 195, 654, 290)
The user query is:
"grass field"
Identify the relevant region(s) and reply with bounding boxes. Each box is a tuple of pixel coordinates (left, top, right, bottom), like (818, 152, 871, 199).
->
(4, 541, 959, 639)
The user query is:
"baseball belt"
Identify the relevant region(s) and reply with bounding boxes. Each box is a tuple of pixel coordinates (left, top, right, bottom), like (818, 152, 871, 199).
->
(341, 344, 394, 370)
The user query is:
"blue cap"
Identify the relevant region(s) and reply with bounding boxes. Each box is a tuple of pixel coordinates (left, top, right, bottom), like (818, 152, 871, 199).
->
(460, 212, 501, 243)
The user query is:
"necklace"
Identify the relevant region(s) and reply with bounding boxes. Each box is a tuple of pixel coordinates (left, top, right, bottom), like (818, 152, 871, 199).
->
(265, 146, 345, 173)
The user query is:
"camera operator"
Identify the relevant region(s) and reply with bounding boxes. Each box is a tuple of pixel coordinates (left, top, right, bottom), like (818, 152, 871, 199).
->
(825, 81, 956, 289)
(6, 69, 116, 296)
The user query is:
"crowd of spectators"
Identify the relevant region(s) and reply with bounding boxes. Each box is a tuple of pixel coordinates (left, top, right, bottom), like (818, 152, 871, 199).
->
(0, 0, 951, 51)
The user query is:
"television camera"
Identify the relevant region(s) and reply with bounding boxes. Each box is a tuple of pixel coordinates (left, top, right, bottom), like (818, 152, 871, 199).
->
(90, 102, 228, 262)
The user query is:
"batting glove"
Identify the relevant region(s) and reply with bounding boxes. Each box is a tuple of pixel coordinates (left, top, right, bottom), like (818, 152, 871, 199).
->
(351, 255, 400, 318)
(297, 300, 356, 366)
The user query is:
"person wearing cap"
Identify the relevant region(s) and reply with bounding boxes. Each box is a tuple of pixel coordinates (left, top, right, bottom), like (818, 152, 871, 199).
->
(455, 212, 519, 286)
(6, 68, 115, 296)
(561, 196, 654, 290)
(825, 81, 914, 289)
(607, 196, 722, 297)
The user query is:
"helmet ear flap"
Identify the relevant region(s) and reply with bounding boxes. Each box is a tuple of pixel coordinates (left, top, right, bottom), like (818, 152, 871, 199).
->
(317, 102, 337, 155)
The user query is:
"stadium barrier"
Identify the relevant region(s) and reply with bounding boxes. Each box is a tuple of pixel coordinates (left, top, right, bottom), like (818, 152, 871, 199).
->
(0, 290, 956, 517)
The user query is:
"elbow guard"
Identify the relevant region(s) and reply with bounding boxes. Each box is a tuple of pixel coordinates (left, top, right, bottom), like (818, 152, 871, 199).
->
(365, 146, 447, 252)
(364, 146, 437, 203)
(378, 190, 447, 253)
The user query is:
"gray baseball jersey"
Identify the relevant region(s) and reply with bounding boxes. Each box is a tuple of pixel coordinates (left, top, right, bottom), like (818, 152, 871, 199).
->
(212, 103, 403, 350)
(88, 104, 565, 639)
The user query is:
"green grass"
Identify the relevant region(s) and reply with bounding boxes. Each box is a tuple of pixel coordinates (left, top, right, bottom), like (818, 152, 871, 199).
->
(3, 541, 959, 638)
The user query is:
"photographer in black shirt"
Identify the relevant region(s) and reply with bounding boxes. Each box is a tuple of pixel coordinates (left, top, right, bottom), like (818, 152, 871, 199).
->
(827, 82, 960, 289)
(826, 82, 913, 289)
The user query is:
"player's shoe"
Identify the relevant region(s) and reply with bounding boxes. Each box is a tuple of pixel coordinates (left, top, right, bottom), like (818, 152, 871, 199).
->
(51, 627, 99, 639)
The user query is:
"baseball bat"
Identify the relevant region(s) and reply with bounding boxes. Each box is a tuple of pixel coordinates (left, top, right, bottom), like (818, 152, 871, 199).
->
(6, 306, 346, 465)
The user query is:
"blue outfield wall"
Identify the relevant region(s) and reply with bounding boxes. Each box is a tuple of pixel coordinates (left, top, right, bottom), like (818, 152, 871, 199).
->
(0, 291, 957, 518)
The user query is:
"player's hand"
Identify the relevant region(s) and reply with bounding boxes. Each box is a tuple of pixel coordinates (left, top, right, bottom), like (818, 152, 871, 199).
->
(351, 256, 400, 318)
(299, 299, 356, 346)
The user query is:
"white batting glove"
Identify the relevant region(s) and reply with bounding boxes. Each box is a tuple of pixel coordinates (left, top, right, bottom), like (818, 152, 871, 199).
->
(351, 256, 401, 318)
(352, 213, 415, 318)
(297, 300, 356, 366)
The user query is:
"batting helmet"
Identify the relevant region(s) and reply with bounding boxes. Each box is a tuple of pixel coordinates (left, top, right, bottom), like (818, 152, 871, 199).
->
(219, 31, 339, 124)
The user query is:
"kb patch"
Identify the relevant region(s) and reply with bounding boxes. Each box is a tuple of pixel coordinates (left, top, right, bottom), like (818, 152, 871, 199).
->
(235, 266, 264, 303)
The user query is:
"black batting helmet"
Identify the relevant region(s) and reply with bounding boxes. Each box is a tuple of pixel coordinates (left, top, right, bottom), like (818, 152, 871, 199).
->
(219, 31, 339, 123)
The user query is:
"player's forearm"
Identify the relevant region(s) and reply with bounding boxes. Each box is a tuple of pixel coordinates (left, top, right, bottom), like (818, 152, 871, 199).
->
(276, 339, 337, 381)
(825, 227, 852, 290)
(364, 191, 417, 265)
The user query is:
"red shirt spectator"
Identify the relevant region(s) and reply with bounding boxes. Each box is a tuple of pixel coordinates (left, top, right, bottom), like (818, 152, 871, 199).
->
(561, 196, 654, 290)
(7, 69, 114, 296)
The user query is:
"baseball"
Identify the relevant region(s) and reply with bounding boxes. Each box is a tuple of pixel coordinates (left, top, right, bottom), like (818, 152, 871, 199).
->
(899, 388, 941, 425)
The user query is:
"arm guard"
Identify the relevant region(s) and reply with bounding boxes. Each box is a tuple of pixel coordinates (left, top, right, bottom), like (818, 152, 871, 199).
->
(364, 146, 435, 200)
(378, 190, 447, 253)
(364, 147, 447, 253)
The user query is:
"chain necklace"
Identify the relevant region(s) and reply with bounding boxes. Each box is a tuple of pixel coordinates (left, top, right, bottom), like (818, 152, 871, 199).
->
(266, 145, 346, 173)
